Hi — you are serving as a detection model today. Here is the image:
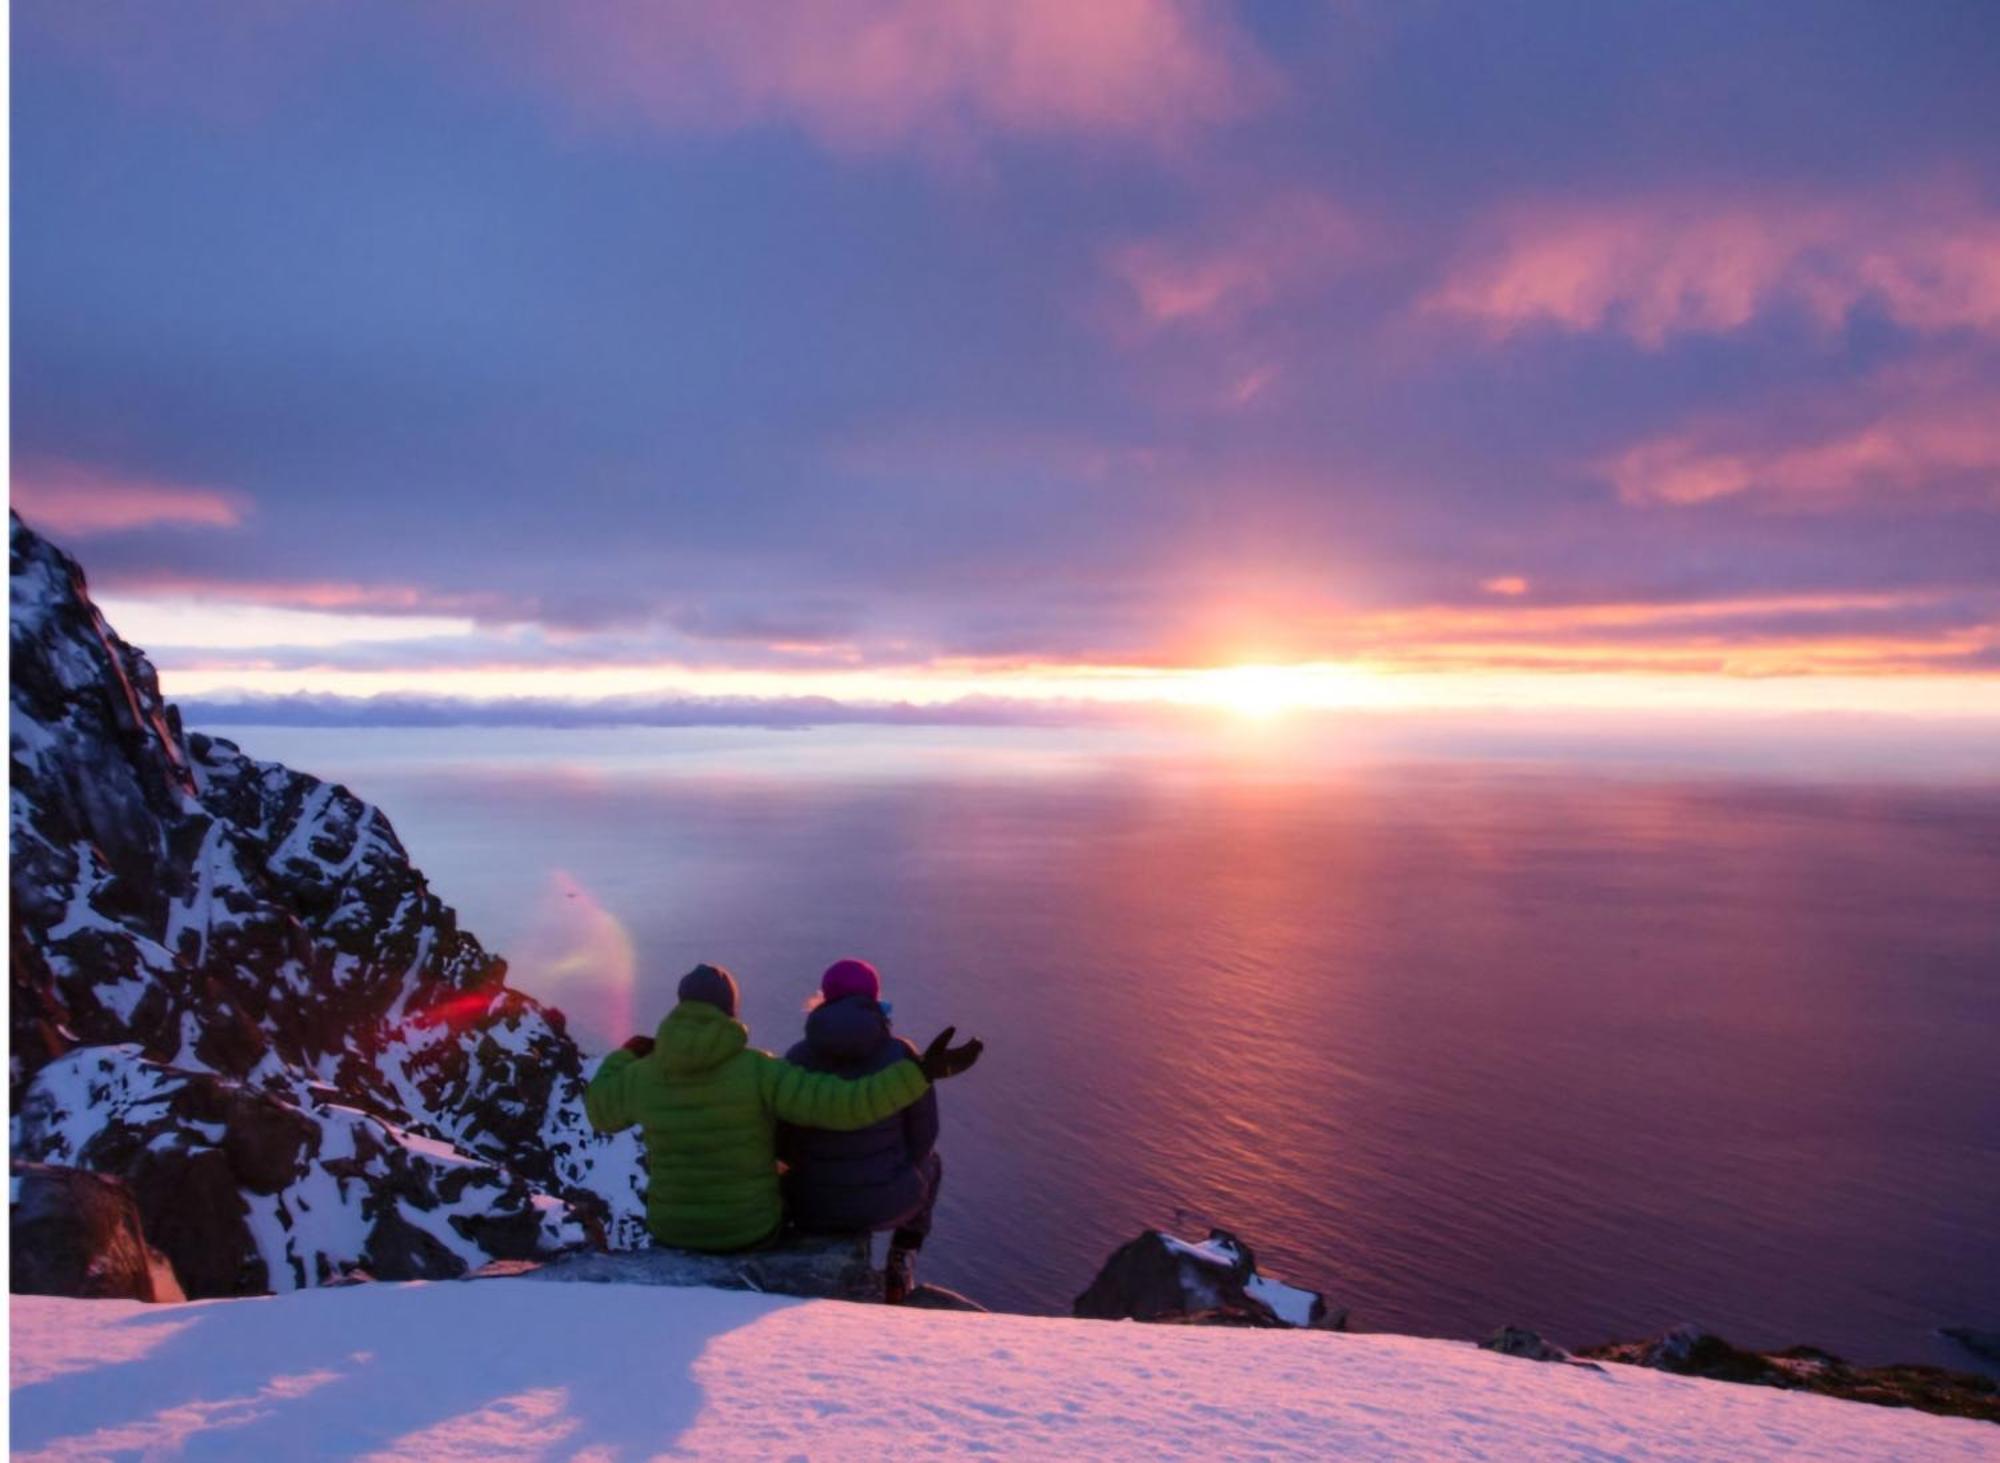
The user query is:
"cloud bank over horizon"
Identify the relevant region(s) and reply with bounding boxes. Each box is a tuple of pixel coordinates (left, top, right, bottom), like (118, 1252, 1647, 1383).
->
(12, 0, 2000, 714)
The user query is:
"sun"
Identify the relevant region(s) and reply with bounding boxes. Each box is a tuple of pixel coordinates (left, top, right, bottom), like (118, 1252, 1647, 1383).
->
(1169, 661, 1390, 719)
(1182, 664, 1309, 719)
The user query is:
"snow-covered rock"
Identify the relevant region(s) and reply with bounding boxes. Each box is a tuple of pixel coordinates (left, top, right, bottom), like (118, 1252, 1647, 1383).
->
(1073, 1227, 1345, 1329)
(11, 1282, 1996, 1459)
(9, 514, 646, 1294)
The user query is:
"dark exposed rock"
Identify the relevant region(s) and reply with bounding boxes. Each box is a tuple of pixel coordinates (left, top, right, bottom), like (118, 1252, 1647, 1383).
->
(500, 1234, 880, 1302)
(455, 1204, 555, 1263)
(10, 514, 646, 1298)
(1480, 1326, 1604, 1371)
(215, 1085, 320, 1195)
(125, 1146, 264, 1299)
(366, 1205, 470, 1281)
(1580, 1324, 2000, 1424)
(10, 1163, 185, 1302)
(1074, 1228, 1344, 1330)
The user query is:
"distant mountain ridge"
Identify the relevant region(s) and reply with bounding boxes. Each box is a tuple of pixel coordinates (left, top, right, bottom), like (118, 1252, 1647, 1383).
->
(9, 513, 644, 1294)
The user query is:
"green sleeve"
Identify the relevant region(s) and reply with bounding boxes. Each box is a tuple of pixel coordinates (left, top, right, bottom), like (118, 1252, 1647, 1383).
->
(585, 1049, 641, 1133)
(756, 1052, 929, 1130)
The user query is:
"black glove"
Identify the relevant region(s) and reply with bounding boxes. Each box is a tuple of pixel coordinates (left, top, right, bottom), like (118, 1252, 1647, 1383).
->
(621, 1034, 656, 1058)
(919, 1026, 983, 1082)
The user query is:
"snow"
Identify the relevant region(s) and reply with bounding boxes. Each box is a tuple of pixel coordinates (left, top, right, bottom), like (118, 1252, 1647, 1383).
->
(384, 1126, 485, 1170)
(1159, 1233, 1238, 1268)
(1158, 1230, 1322, 1326)
(91, 976, 150, 1023)
(16, 1046, 177, 1164)
(163, 821, 227, 961)
(1247, 1272, 1320, 1328)
(393, 1199, 491, 1271)
(266, 782, 337, 874)
(11, 1284, 1992, 1461)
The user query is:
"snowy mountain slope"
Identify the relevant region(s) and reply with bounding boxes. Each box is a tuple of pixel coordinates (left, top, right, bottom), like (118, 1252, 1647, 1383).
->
(12, 1283, 1995, 1460)
(9, 514, 644, 1292)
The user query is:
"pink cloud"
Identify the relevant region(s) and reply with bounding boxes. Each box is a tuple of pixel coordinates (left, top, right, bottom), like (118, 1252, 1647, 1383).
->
(100, 570, 527, 623)
(486, 0, 1273, 158)
(11, 459, 248, 536)
(1426, 186, 2000, 347)
(1603, 361, 2000, 509)
(1105, 193, 1363, 331)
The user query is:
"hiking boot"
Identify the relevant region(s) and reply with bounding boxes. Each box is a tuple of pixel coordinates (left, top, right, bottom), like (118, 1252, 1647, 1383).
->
(884, 1245, 917, 1305)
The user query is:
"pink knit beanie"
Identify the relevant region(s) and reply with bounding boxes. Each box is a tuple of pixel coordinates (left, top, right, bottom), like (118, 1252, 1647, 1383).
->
(820, 958, 881, 1004)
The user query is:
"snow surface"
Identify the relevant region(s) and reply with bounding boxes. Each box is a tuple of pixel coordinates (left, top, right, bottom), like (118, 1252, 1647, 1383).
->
(12, 1284, 1993, 1460)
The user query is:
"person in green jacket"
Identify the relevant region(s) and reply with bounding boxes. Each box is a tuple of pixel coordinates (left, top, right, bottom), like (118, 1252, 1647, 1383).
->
(586, 962, 983, 1253)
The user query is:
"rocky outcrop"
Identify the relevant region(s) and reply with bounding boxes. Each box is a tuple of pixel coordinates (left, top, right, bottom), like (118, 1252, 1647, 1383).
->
(1480, 1326, 1603, 1371)
(9, 514, 646, 1295)
(1074, 1228, 1345, 1330)
(484, 1237, 990, 1310)
(10, 1163, 185, 1302)
(495, 1234, 879, 1301)
(1580, 1324, 2000, 1424)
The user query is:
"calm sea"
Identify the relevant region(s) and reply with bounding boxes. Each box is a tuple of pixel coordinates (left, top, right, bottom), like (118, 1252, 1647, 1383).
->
(208, 723, 2000, 1369)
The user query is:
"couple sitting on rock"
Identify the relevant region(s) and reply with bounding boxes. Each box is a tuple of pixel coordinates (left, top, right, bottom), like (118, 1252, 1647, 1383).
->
(584, 957, 980, 1304)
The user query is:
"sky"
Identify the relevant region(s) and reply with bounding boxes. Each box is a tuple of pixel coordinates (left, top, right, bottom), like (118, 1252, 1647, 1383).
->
(11, 1, 2000, 726)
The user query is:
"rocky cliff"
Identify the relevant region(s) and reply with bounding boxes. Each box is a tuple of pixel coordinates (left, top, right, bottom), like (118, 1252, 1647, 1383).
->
(9, 513, 645, 1294)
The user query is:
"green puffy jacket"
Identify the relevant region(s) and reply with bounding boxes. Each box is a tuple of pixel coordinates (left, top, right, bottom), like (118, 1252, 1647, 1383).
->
(585, 999, 931, 1251)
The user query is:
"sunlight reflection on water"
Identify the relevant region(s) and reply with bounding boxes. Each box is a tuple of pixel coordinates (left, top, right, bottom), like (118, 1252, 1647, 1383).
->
(211, 725, 2000, 1369)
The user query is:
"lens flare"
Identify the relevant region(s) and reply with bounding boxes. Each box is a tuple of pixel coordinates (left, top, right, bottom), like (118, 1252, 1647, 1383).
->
(511, 870, 638, 1050)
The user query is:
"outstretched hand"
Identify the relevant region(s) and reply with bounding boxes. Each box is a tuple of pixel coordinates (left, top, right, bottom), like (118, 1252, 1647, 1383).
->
(919, 1025, 983, 1082)
(622, 1034, 656, 1058)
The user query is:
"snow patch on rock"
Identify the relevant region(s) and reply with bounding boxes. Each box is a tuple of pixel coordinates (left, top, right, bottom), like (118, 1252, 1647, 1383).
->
(9, 514, 647, 1293)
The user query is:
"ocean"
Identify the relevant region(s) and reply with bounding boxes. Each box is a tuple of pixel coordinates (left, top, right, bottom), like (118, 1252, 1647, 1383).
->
(206, 722, 2000, 1369)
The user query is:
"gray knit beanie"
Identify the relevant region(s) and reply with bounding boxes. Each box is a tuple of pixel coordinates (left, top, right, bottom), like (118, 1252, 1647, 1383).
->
(677, 963, 740, 1018)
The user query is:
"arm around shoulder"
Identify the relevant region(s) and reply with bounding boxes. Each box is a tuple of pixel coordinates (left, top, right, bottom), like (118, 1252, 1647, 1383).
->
(756, 1049, 928, 1131)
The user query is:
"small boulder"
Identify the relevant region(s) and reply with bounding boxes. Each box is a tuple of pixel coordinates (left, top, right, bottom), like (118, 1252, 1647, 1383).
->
(1480, 1326, 1604, 1371)
(10, 1163, 185, 1302)
(1074, 1228, 1345, 1330)
(1582, 1323, 1785, 1385)
(1643, 1323, 1787, 1384)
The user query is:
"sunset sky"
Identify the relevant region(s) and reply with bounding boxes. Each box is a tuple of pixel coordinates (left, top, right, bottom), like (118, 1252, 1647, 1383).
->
(12, 1, 2000, 724)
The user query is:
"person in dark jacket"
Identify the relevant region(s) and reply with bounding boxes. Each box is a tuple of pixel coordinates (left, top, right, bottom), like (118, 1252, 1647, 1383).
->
(778, 958, 946, 1303)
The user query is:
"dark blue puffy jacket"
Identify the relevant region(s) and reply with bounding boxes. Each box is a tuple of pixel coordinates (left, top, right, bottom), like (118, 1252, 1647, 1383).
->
(777, 996, 938, 1233)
